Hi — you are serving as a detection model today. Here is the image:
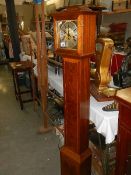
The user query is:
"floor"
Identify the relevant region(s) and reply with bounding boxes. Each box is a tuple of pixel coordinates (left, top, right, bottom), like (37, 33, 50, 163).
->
(0, 65, 60, 175)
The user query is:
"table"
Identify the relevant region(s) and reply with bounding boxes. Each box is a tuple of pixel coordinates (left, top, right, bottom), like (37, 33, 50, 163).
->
(10, 61, 33, 110)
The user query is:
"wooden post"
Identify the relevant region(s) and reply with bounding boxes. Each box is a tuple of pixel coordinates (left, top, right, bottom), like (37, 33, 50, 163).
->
(34, 4, 41, 90)
(34, 1, 52, 133)
(39, 1, 52, 132)
(5, 0, 20, 60)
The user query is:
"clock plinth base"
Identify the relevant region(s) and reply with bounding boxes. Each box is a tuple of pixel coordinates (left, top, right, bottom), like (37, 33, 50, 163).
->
(60, 147, 92, 175)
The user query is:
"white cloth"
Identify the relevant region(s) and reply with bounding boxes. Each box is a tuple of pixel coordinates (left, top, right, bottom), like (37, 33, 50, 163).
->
(48, 66, 63, 96)
(90, 96, 119, 144)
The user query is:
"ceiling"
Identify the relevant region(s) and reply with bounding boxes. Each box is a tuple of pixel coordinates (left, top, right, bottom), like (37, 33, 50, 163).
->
(0, 0, 33, 5)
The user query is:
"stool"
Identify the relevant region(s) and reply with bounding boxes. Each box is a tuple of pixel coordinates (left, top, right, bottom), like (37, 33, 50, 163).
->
(10, 61, 33, 110)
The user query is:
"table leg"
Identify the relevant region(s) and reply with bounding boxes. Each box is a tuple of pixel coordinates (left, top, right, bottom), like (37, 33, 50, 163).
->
(28, 70, 33, 98)
(12, 70, 18, 100)
(15, 72, 23, 110)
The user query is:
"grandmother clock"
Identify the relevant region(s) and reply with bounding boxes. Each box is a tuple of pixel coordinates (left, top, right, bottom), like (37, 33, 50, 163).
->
(53, 6, 96, 175)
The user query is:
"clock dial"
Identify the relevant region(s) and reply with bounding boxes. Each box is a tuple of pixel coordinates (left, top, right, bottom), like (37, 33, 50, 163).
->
(57, 20, 78, 49)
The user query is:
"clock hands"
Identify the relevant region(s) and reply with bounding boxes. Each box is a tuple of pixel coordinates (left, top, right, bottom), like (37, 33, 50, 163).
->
(67, 23, 71, 39)
(73, 35, 77, 41)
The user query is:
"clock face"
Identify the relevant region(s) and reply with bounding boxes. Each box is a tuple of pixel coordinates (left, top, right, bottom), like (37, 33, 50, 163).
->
(57, 20, 78, 49)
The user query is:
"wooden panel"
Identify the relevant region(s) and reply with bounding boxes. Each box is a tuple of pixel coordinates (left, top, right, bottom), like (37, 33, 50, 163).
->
(64, 58, 79, 152)
(78, 14, 96, 55)
(119, 105, 131, 128)
(61, 147, 92, 175)
(63, 56, 90, 154)
(115, 87, 131, 175)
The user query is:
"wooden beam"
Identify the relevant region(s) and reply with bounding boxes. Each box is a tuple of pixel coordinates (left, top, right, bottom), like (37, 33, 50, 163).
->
(39, 0, 50, 131)
(34, 4, 41, 90)
(5, 0, 20, 60)
(34, 1, 52, 133)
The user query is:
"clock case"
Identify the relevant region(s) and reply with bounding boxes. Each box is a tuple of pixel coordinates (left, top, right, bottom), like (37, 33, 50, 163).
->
(53, 6, 96, 57)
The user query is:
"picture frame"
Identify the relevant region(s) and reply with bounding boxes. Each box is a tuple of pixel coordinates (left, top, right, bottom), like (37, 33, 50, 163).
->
(68, 0, 85, 6)
(128, 0, 131, 8)
(85, 0, 92, 5)
(112, 0, 128, 11)
(64, 0, 92, 7)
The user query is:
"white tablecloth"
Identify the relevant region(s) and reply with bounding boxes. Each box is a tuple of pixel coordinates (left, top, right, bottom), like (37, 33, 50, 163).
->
(90, 96, 118, 144)
(48, 66, 63, 96)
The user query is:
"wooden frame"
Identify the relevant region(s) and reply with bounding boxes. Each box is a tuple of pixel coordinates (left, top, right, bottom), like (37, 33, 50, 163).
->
(53, 9, 96, 57)
(128, 0, 131, 8)
(112, 0, 128, 11)
(65, 0, 92, 6)
(68, 0, 85, 6)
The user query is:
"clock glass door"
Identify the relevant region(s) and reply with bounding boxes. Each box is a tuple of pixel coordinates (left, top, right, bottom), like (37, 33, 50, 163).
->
(57, 20, 78, 49)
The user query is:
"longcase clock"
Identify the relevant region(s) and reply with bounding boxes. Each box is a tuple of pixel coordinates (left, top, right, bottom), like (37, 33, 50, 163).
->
(53, 6, 96, 175)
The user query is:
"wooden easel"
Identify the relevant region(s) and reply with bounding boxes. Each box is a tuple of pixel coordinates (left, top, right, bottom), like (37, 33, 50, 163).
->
(34, 1, 52, 133)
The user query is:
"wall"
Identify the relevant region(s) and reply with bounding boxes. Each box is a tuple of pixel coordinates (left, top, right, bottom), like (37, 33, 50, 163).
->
(15, 4, 33, 31)
(0, 4, 33, 32)
(0, 1, 130, 38)
(46, 0, 64, 9)
(46, 0, 131, 39)
(0, 5, 6, 18)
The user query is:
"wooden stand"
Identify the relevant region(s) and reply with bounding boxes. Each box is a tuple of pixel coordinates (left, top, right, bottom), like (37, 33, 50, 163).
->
(10, 61, 33, 110)
(90, 80, 114, 102)
(115, 87, 131, 175)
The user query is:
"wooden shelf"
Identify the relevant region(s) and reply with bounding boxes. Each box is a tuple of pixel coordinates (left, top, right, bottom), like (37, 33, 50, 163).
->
(103, 8, 131, 15)
(48, 58, 62, 67)
(1, 22, 7, 25)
